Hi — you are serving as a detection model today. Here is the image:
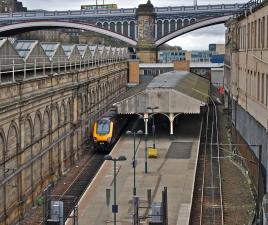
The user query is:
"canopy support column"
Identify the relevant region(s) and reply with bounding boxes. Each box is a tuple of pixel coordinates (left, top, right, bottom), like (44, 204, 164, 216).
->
(169, 113, 174, 135)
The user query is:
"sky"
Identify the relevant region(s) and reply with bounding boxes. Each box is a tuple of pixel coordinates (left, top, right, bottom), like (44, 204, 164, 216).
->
(20, 0, 246, 50)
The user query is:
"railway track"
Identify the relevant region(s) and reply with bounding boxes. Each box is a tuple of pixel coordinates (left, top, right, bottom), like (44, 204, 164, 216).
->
(190, 98, 224, 225)
(58, 152, 105, 222)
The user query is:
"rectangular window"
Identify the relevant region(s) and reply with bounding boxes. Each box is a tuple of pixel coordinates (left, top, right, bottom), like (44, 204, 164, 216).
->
(250, 71, 252, 96)
(254, 71, 256, 98)
(240, 27, 242, 49)
(247, 70, 250, 94)
(262, 73, 265, 103)
(258, 19, 261, 48)
(247, 70, 252, 95)
(252, 22, 254, 49)
(248, 23, 250, 49)
(267, 16, 268, 48)
(266, 74, 268, 106)
(257, 72, 260, 101)
(262, 17, 265, 48)
(244, 26, 246, 49)
(255, 20, 257, 48)
(242, 26, 244, 49)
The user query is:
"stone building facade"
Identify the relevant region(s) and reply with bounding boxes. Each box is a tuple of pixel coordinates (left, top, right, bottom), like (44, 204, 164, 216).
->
(225, 2, 268, 191)
(0, 0, 27, 13)
(0, 61, 128, 224)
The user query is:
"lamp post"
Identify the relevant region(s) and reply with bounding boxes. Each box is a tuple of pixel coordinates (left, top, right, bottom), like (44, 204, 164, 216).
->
(147, 106, 159, 149)
(126, 130, 143, 195)
(144, 115, 148, 173)
(104, 155, 127, 225)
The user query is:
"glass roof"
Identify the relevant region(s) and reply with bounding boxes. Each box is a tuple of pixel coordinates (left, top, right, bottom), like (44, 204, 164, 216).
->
(77, 44, 88, 56)
(89, 46, 98, 55)
(0, 39, 5, 48)
(41, 43, 59, 57)
(13, 40, 35, 58)
(62, 44, 75, 57)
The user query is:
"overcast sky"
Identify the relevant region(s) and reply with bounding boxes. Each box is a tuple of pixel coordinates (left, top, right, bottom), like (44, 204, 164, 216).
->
(20, 0, 246, 50)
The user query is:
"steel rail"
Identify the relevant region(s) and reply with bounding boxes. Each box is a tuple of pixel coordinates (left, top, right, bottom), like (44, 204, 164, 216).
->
(210, 97, 224, 225)
(199, 102, 210, 225)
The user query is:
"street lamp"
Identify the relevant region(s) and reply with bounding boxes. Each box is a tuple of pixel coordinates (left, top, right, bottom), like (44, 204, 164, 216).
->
(126, 130, 143, 195)
(143, 114, 149, 174)
(147, 106, 159, 149)
(104, 155, 127, 225)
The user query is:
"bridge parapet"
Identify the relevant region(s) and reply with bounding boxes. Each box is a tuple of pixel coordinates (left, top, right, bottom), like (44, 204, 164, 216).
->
(0, 3, 245, 49)
(0, 3, 243, 21)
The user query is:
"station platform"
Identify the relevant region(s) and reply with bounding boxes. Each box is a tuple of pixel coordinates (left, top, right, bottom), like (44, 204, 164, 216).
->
(66, 115, 202, 225)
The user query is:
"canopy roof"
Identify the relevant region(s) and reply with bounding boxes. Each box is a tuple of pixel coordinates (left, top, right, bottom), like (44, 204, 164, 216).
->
(114, 71, 209, 115)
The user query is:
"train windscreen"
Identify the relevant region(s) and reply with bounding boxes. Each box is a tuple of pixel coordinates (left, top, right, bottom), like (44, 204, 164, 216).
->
(96, 119, 110, 134)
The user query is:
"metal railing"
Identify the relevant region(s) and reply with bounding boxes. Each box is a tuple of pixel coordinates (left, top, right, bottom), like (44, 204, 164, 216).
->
(234, 0, 265, 19)
(0, 4, 244, 21)
(0, 56, 127, 84)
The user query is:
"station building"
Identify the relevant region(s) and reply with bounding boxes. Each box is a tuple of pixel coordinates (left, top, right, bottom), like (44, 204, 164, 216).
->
(225, 2, 268, 192)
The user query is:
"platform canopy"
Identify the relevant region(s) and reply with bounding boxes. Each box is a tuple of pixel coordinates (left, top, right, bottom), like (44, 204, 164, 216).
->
(114, 71, 209, 115)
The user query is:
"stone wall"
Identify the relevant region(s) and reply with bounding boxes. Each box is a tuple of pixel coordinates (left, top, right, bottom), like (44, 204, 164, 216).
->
(0, 61, 128, 224)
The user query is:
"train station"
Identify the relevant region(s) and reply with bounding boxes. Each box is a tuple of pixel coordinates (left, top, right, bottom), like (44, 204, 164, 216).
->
(0, 0, 267, 225)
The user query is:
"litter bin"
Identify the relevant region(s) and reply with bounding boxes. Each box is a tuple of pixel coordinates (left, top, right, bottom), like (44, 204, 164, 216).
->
(148, 147, 158, 158)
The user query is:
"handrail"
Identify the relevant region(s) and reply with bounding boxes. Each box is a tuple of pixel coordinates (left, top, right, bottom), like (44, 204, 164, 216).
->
(0, 57, 129, 84)
(234, 0, 264, 19)
(0, 4, 244, 21)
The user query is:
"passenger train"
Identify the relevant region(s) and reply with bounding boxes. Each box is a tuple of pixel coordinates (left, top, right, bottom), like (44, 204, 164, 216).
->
(92, 108, 129, 151)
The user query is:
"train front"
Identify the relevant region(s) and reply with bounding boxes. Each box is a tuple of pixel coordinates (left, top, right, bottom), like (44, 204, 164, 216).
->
(93, 118, 113, 151)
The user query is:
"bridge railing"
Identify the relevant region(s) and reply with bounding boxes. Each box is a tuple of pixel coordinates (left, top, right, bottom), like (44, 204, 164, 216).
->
(0, 3, 245, 20)
(0, 56, 127, 84)
(234, 0, 264, 19)
(155, 3, 244, 13)
(0, 8, 137, 20)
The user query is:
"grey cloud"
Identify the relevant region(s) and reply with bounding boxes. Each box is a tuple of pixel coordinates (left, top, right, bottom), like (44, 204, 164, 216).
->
(21, 0, 247, 10)
(186, 24, 226, 37)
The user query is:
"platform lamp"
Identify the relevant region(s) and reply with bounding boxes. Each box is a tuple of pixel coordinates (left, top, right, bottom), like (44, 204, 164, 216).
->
(147, 106, 159, 149)
(126, 130, 143, 195)
(104, 155, 127, 225)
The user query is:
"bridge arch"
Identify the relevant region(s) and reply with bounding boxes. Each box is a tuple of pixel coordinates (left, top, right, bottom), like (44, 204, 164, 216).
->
(0, 21, 137, 46)
(155, 15, 230, 47)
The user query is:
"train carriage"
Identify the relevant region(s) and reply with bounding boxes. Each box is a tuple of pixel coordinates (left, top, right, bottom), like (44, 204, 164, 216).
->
(92, 108, 129, 152)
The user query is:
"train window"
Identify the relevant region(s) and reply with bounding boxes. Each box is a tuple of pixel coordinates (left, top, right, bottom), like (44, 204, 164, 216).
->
(97, 120, 110, 134)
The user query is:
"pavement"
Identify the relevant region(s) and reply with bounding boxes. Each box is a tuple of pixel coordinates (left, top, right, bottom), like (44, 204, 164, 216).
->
(66, 114, 202, 225)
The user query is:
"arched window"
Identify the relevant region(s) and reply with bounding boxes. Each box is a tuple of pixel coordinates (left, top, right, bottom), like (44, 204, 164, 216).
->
(130, 21, 135, 39)
(170, 20, 176, 32)
(7, 124, 18, 160)
(164, 20, 169, 35)
(24, 118, 32, 148)
(60, 104, 66, 125)
(184, 19, 189, 27)
(110, 22, 115, 32)
(157, 20, 163, 38)
(52, 105, 59, 131)
(116, 22, 122, 33)
(123, 21, 128, 36)
(103, 22, 109, 29)
(177, 19, 182, 29)
(0, 131, 5, 179)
